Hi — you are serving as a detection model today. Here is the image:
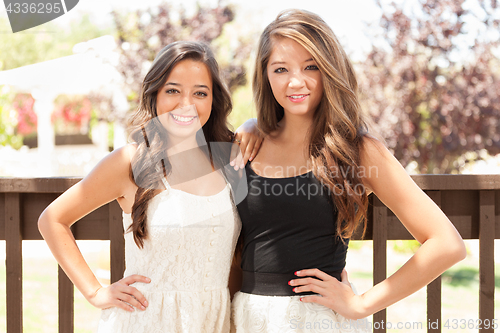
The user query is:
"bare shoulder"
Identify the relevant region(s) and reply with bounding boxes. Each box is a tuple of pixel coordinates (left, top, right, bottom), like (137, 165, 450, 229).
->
(359, 135, 391, 163)
(38, 143, 139, 227)
(79, 143, 138, 195)
(358, 135, 410, 195)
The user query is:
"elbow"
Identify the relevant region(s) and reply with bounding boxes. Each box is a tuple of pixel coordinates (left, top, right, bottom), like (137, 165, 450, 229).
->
(37, 209, 49, 238)
(455, 240, 467, 262)
(446, 236, 467, 265)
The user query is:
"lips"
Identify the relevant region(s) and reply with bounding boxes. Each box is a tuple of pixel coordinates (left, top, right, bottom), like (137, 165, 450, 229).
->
(170, 113, 197, 125)
(287, 94, 309, 103)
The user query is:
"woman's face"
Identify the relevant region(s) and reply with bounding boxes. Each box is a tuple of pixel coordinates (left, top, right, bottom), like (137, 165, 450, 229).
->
(266, 38, 323, 118)
(156, 59, 213, 140)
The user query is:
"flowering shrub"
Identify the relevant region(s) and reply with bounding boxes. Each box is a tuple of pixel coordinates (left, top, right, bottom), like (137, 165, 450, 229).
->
(52, 95, 92, 134)
(12, 93, 36, 136)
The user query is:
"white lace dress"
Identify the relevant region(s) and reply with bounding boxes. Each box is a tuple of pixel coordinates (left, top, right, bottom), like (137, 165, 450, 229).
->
(231, 286, 372, 333)
(97, 176, 241, 333)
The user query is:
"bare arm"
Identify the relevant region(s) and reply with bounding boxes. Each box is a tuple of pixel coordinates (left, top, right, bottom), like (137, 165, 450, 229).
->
(354, 137, 466, 316)
(291, 137, 466, 319)
(38, 144, 150, 312)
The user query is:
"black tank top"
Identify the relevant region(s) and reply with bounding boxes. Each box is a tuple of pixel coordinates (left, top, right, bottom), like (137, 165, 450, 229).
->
(237, 162, 348, 274)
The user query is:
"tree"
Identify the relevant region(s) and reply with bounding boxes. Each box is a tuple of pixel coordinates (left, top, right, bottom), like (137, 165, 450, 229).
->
(111, 3, 253, 120)
(357, 0, 500, 173)
(0, 14, 111, 71)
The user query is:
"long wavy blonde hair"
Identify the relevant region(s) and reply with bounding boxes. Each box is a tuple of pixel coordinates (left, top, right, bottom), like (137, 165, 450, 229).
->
(127, 41, 233, 248)
(253, 9, 369, 239)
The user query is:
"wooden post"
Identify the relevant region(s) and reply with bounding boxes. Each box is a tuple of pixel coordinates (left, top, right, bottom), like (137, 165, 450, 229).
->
(109, 200, 125, 284)
(5, 193, 23, 333)
(479, 190, 495, 332)
(427, 191, 442, 332)
(58, 266, 74, 333)
(373, 196, 387, 333)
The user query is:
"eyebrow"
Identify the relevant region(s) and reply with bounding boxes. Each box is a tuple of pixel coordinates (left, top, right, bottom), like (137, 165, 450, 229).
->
(269, 58, 315, 66)
(164, 82, 211, 90)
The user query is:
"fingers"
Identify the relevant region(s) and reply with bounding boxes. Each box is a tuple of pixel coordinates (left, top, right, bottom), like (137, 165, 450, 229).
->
(229, 145, 244, 171)
(123, 285, 148, 309)
(231, 124, 264, 170)
(121, 274, 151, 285)
(229, 142, 240, 167)
(294, 268, 335, 281)
(250, 137, 263, 161)
(230, 132, 245, 170)
(241, 137, 256, 167)
(230, 133, 251, 171)
(110, 275, 151, 312)
(299, 295, 330, 307)
(289, 277, 328, 295)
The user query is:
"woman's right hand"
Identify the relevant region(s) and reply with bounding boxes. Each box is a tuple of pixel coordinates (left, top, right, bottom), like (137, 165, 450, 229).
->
(89, 274, 151, 312)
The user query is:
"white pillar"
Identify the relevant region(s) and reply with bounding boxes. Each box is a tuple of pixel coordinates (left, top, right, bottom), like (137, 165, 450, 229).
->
(91, 121, 109, 152)
(32, 89, 57, 176)
(113, 122, 127, 149)
(112, 89, 129, 150)
(32, 91, 56, 155)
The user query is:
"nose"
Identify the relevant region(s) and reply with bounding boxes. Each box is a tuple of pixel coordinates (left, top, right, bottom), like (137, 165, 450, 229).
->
(178, 93, 193, 108)
(288, 71, 306, 89)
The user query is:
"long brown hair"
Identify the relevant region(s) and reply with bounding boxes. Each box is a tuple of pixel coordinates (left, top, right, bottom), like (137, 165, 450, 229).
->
(253, 9, 369, 239)
(127, 41, 233, 248)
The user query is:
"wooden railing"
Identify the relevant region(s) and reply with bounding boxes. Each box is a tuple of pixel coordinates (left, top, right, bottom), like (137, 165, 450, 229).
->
(1, 175, 499, 332)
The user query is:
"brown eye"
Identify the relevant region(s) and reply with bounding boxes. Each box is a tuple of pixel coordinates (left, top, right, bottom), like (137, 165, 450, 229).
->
(274, 67, 287, 73)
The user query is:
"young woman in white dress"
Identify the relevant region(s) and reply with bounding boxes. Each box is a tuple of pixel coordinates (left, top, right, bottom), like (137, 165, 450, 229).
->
(230, 9, 466, 333)
(38, 41, 261, 333)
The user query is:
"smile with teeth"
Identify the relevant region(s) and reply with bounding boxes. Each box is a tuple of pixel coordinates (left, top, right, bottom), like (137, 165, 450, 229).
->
(171, 114, 197, 123)
(289, 94, 308, 99)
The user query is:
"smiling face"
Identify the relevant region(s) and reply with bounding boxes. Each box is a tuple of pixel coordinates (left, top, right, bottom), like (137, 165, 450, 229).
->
(156, 59, 213, 142)
(266, 37, 323, 118)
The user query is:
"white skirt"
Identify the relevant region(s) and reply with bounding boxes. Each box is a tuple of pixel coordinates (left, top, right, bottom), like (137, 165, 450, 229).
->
(231, 289, 372, 333)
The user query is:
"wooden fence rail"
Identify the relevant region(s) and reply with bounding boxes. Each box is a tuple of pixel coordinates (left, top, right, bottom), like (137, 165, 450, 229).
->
(1, 175, 499, 332)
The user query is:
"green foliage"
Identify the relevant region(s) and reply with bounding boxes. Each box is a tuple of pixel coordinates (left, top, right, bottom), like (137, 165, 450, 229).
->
(390, 240, 421, 254)
(0, 88, 23, 148)
(229, 83, 255, 130)
(0, 14, 112, 71)
(347, 240, 365, 251)
(442, 266, 479, 287)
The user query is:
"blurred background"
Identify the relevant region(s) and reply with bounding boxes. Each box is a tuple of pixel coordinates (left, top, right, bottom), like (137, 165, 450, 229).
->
(0, 0, 499, 332)
(0, 0, 499, 177)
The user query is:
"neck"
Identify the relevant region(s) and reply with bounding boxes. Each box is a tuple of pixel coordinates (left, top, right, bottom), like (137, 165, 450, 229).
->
(276, 113, 314, 145)
(166, 134, 206, 157)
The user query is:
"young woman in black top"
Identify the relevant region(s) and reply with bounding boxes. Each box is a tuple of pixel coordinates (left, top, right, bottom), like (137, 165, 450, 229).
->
(230, 9, 466, 333)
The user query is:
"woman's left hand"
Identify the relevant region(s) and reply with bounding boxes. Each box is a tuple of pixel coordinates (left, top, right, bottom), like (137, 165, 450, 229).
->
(290, 268, 367, 320)
(230, 118, 264, 170)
